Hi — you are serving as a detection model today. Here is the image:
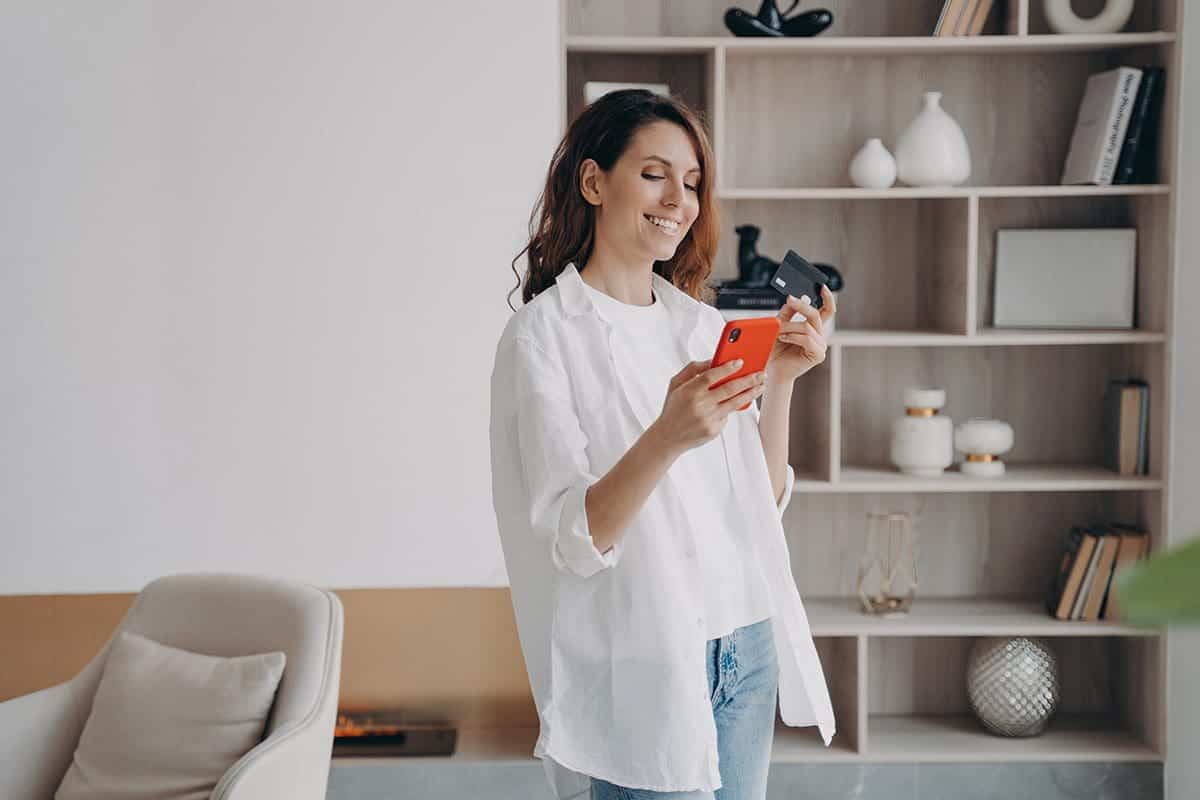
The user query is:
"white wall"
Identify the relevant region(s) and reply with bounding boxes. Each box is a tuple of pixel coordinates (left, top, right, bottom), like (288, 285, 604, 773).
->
(1167, 1, 1200, 795)
(0, 0, 560, 593)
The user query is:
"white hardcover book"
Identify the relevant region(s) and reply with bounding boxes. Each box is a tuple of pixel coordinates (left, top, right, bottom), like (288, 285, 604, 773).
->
(1061, 67, 1143, 186)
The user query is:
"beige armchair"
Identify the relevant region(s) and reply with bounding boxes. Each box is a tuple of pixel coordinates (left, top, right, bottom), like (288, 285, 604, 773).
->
(0, 573, 344, 800)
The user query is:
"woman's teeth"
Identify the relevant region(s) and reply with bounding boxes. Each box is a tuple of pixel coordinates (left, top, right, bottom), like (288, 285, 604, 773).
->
(646, 214, 679, 234)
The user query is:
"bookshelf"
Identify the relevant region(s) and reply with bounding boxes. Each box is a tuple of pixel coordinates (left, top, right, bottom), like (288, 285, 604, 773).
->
(562, 0, 1180, 767)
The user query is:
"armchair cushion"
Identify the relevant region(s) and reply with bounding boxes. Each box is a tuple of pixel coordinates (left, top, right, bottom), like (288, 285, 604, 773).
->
(55, 631, 285, 800)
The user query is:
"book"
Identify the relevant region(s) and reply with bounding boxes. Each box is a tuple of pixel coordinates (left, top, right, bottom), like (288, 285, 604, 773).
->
(934, 0, 971, 36)
(1104, 379, 1148, 476)
(1136, 381, 1149, 475)
(1101, 526, 1150, 620)
(1081, 525, 1122, 621)
(1053, 527, 1097, 620)
(1113, 67, 1165, 185)
(1070, 528, 1106, 620)
(963, 0, 995, 36)
(1061, 67, 1144, 186)
(1045, 526, 1084, 615)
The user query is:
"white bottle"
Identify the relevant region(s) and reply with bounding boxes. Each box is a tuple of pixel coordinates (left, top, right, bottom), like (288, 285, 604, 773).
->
(895, 91, 971, 188)
(849, 138, 897, 189)
(890, 387, 954, 477)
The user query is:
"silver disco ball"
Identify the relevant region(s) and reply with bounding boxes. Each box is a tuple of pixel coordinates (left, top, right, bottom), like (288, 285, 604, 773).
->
(966, 636, 1060, 737)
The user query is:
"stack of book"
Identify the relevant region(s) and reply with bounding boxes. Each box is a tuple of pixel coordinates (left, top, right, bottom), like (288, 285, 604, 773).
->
(1103, 379, 1149, 476)
(1046, 523, 1149, 621)
(934, 0, 995, 36)
(1062, 65, 1166, 186)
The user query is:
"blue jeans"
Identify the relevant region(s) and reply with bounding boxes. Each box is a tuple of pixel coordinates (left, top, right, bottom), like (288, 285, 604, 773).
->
(590, 616, 779, 800)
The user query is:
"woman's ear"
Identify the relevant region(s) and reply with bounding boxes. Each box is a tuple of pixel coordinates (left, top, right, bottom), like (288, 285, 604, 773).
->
(579, 159, 603, 207)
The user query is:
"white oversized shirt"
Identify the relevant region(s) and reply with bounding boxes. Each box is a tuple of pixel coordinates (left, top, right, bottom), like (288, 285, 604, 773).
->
(580, 281, 774, 641)
(489, 263, 836, 798)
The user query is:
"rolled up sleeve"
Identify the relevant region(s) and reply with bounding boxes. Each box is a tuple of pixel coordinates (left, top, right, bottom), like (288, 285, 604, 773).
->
(512, 336, 622, 578)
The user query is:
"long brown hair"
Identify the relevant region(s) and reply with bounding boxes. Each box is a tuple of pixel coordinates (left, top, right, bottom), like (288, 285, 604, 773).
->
(507, 90, 719, 311)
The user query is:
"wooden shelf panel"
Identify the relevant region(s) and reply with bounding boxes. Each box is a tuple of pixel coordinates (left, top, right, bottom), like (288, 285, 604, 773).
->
(804, 597, 1159, 637)
(566, 33, 1175, 55)
(718, 185, 1170, 200)
(866, 713, 1161, 762)
(772, 722, 859, 762)
(793, 464, 1162, 493)
(716, 319, 1167, 347)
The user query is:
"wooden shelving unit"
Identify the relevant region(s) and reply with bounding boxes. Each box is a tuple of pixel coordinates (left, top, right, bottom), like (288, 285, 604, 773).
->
(564, 0, 1181, 767)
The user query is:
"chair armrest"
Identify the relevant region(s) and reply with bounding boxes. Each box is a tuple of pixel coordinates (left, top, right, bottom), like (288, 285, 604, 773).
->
(211, 694, 339, 800)
(0, 681, 91, 800)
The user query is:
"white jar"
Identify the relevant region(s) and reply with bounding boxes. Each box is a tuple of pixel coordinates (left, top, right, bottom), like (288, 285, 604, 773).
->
(890, 387, 954, 477)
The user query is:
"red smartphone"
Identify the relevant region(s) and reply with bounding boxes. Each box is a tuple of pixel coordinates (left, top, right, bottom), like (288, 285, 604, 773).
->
(709, 316, 780, 411)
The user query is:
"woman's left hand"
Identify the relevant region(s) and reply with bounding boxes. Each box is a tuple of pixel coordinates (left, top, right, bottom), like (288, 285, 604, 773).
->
(766, 284, 836, 383)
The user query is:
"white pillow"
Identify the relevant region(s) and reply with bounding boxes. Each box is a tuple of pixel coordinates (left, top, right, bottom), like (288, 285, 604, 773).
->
(56, 630, 286, 800)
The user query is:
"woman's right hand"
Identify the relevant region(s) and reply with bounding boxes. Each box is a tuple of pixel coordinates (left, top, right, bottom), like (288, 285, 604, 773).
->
(651, 359, 767, 456)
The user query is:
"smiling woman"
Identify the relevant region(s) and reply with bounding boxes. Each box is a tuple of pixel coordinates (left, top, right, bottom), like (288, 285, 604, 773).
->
(491, 88, 836, 800)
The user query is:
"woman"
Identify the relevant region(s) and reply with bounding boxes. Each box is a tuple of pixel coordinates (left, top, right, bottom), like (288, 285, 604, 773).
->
(489, 90, 836, 800)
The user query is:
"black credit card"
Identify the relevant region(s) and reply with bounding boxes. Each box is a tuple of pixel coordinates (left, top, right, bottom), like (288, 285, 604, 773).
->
(769, 250, 826, 310)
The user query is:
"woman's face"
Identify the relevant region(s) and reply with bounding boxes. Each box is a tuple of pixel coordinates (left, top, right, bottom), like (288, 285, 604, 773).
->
(583, 120, 702, 264)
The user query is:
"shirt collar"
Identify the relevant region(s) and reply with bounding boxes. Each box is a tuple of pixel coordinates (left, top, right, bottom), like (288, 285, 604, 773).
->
(555, 262, 702, 334)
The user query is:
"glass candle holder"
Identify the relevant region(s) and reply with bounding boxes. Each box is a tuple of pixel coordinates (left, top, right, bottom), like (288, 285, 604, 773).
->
(857, 510, 919, 617)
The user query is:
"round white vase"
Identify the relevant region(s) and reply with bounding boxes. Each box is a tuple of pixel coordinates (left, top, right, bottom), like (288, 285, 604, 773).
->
(890, 387, 954, 477)
(849, 138, 897, 189)
(1043, 0, 1134, 34)
(954, 418, 1014, 477)
(895, 91, 971, 188)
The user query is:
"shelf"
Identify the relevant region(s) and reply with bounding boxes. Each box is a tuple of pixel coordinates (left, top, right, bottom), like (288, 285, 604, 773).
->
(772, 723, 859, 762)
(867, 713, 1161, 762)
(795, 464, 1163, 493)
(712, 322, 1168, 347)
(803, 597, 1159, 637)
(718, 185, 1170, 201)
(566, 33, 1175, 55)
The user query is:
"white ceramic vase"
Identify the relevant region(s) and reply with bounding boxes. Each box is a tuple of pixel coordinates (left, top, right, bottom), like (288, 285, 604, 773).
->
(954, 418, 1014, 477)
(1043, 0, 1134, 35)
(895, 91, 971, 188)
(849, 138, 897, 189)
(890, 387, 954, 477)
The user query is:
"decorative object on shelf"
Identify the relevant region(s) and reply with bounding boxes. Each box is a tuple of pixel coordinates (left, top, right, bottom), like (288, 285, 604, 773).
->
(584, 81, 670, 107)
(895, 91, 971, 187)
(848, 138, 897, 188)
(1042, 0, 1134, 35)
(966, 636, 1060, 737)
(714, 225, 844, 317)
(333, 709, 458, 757)
(724, 0, 833, 37)
(857, 510, 919, 617)
(993, 228, 1136, 329)
(890, 387, 954, 477)
(953, 418, 1014, 477)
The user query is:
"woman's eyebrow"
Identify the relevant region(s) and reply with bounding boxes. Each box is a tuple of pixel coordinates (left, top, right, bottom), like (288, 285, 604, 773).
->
(644, 155, 701, 175)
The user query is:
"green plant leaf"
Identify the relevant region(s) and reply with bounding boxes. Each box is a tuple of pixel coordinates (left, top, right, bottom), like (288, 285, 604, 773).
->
(1113, 535, 1200, 627)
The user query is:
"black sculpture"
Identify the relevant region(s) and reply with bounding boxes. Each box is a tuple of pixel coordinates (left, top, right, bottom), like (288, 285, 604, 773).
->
(724, 1, 833, 38)
(724, 224, 844, 292)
